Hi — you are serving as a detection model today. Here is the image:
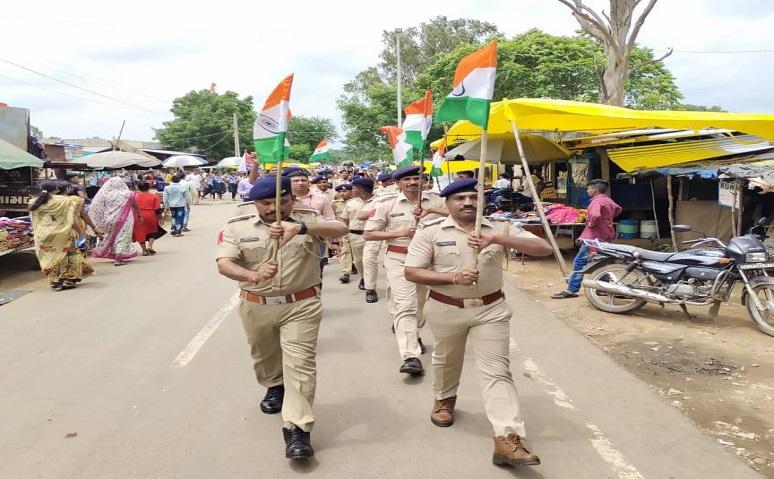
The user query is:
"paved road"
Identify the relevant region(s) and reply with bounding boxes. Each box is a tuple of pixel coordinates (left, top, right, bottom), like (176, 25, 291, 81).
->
(0, 201, 761, 478)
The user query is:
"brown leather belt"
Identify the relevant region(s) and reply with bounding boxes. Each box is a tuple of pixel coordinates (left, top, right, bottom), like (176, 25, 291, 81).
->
(429, 289, 505, 308)
(349, 229, 364, 235)
(386, 245, 409, 254)
(240, 286, 319, 305)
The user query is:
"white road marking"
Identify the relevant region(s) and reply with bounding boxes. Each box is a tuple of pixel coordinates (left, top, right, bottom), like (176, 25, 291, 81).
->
(171, 291, 240, 368)
(519, 353, 644, 479)
(586, 423, 646, 479)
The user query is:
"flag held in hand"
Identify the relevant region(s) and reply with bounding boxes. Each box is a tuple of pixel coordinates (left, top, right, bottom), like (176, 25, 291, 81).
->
(435, 40, 497, 129)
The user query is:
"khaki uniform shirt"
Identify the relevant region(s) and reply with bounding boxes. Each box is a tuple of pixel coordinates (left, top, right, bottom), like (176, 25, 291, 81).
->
(342, 197, 365, 230)
(216, 209, 324, 296)
(405, 217, 539, 298)
(316, 188, 336, 203)
(365, 192, 445, 249)
(331, 198, 347, 220)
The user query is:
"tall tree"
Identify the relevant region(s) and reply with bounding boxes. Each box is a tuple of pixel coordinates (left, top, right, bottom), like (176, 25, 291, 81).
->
(154, 90, 255, 159)
(286, 115, 337, 163)
(556, 0, 664, 105)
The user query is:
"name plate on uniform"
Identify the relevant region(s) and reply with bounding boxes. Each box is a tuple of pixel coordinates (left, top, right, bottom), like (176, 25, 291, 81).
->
(239, 237, 261, 243)
(389, 213, 405, 217)
(436, 241, 456, 246)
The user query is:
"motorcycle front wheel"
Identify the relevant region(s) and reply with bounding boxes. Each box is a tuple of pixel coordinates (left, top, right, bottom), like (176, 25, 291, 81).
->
(745, 282, 774, 337)
(583, 263, 648, 314)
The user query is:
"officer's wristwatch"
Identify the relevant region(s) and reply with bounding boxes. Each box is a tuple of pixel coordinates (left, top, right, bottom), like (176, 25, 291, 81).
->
(297, 220, 308, 235)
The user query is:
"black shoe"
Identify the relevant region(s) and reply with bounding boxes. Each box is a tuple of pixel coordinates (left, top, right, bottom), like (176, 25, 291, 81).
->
(358, 278, 365, 290)
(339, 273, 350, 284)
(259, 385, 284, 414)
(283, 425, 314, 459)
(399, 357, 424, 376)
(351, 264, 358, 274)
(418, 337, 426, 355)
(321, 257, 329, 266)
(365, 290, 378, 303)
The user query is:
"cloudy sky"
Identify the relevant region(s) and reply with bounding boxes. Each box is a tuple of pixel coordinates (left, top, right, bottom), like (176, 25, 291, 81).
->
(1, 0, 772, 143)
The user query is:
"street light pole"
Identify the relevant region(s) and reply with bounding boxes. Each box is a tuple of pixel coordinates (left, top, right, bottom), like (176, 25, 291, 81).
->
(395, 28, 402, 126)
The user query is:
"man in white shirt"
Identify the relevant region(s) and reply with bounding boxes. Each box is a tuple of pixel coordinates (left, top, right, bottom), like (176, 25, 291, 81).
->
(185, 170, 203, 204)
(494, 173, 511, 189)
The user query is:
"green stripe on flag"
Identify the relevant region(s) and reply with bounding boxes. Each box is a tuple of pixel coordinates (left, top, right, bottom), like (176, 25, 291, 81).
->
(435, 96, 491, 129)
(430, 166, 443, 177)
(254, 133, 286, 165)
(404, 130, 425, 159)
(310, 151, 330, 162)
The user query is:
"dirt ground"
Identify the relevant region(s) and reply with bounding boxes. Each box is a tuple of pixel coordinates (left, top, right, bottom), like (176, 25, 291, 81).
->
(506, 253, 774, 477)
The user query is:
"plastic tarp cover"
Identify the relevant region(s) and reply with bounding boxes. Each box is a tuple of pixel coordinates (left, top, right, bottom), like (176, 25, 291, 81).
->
(0, 137, 43, 170)
(0, 106, 30, 151)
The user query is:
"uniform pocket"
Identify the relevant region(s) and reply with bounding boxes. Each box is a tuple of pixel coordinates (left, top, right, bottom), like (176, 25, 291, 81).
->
(435, 247, 462, 267)
(242, 244, 268, 263)
(481, 245, 502, 264)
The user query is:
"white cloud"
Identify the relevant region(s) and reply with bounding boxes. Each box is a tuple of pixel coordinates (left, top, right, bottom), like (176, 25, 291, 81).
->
(1, 0, 772, 142)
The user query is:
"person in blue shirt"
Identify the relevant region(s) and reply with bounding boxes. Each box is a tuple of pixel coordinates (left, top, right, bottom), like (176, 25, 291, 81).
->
(162, 174, 191, 236)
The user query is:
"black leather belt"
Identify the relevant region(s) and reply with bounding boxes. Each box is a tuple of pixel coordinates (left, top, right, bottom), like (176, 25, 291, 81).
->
(349, 230, 364, 235)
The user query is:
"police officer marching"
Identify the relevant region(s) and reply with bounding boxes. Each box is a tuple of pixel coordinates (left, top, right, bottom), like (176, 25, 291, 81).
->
(216, 175, 348, 460)
(359, 172, 398, 303)
(364, 165, 447, 377)
(404, 178, 553, 467)
(332, 183, 354, 283)
(341, 177, 374, 291)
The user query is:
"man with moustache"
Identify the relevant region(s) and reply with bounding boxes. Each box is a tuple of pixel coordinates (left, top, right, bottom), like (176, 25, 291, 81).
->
(364, 165, 447, 376)
(404, 178, 552, 467)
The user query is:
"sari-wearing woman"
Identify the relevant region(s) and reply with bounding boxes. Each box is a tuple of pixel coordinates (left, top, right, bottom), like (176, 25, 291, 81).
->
(89, 177, 141, 266)
(29, 181, 94, 291)
(132, 181, 165, 255)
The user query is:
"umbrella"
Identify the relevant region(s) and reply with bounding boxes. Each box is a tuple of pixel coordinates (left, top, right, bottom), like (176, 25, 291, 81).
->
(0, 137, 44, 170)
(444, 134, 570, 165)
(162, 155, 208, 168)
(217, 156, 242, 168)
(73, 151, 160, 169)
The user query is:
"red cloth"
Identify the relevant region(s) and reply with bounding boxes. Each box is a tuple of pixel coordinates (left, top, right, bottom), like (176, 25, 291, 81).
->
(132, 191, 161, 242)
(579, 194, 622, 242)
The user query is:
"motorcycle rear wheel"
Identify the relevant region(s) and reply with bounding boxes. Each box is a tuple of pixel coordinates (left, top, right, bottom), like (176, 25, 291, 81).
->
(583, 263, 648, 314)
(745, 283, 774, 337)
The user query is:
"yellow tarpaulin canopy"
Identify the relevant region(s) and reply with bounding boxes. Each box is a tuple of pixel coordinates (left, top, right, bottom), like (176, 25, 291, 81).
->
(443, 98, 774, 143)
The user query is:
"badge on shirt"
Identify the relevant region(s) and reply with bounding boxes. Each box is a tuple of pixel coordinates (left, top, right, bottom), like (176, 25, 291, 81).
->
(217, 230, 224, 244)
(389, 212, 405, 217)
(239, 236, 260, 243)
(436, 241, 456, 246)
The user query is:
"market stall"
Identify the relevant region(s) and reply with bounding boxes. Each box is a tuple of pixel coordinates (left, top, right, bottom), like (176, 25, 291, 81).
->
(0, 138, 42, 255)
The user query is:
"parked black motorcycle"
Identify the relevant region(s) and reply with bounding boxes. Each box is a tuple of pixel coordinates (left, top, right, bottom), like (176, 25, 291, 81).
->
(580, 218, 774, 337)
(484, 187, 534, 215)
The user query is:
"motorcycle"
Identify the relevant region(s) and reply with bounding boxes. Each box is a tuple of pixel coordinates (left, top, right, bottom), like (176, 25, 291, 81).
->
(580, 218, 774, 337)
(484, 187, 534, 215)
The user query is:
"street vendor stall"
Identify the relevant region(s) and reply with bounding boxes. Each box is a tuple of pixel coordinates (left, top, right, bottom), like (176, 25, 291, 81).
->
(0, 138, 43, 254)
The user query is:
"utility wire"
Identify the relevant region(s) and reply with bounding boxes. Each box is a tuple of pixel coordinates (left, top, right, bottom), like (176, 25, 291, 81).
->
(657, 48, 774, 54)
(39, 56, 170, 104)
(0, 56, 165, 114)
(0, 73, 153, 112)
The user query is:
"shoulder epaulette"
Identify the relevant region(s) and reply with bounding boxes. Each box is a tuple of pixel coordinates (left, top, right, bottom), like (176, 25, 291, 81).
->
(227, 214, 255, 224)
(418, 216, 444, 229)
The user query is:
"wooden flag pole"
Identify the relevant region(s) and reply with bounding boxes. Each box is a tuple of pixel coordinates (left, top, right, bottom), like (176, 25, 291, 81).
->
(471, 129, 489, 271)
(272, 147, 283, 261)
(443, 124, 453, 186)
(508, 118, 568, 278)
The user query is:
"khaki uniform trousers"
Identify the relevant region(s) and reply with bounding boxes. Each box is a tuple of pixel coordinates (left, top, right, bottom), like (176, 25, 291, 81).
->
(384, 253, 427, 360)
(338, 234, 353, 274)
(239, 296, 322, 432)
(362, 240, 382, 290)
(349, 233, 365, 279)
(425, 297, 526, 438)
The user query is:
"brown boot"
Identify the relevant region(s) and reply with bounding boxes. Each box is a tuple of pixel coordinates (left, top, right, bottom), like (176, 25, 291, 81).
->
(492, 434, 541, 466)
(430, 396, 456, 427)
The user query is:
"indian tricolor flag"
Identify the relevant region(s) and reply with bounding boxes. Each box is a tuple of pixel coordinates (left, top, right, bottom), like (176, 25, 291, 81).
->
(436, 40, 497, 128)
(380, 126, 413, 167)
(310, 139, 330, 162)
(430, 142, 445, 177)
(402, 90, 432, 158)
(253, 74, 294, 164)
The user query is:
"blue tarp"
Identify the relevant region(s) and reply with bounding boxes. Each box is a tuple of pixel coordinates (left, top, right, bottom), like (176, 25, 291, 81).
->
(652, 167, 718, 179)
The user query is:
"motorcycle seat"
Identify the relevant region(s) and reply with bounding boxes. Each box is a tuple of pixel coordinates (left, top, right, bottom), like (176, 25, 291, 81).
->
(594, 242, 673, 261)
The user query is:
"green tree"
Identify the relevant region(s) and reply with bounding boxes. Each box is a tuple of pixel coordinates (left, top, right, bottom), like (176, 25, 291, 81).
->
(154, 90, 255, 160)
(416, 29, 682, 112)
(286, 115, 337, 162)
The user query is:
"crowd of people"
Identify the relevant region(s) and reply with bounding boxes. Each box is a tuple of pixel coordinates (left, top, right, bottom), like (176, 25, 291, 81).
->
(215, 163, 558, 467)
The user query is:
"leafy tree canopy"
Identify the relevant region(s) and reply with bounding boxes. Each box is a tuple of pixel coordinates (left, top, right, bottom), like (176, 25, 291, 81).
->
(154, 90, 255, 160)
(287, 115, 337, 163)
